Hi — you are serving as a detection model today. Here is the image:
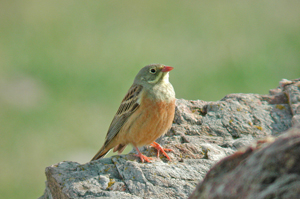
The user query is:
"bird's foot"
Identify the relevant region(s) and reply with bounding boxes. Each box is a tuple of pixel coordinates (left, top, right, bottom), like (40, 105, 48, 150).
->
(150, 141, 173, 161)
(134, 146, 152, 163)
(134, 153, 152, 163)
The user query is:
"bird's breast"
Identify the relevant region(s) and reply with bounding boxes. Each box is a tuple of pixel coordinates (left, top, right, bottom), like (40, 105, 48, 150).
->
(119, 90, 175, 147)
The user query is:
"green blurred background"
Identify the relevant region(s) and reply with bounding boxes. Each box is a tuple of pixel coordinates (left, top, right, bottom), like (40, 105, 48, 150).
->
(1, 1, 300, 198)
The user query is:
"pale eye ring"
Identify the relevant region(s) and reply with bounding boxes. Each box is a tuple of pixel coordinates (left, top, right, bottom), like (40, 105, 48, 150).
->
(149, 68, 156, 74)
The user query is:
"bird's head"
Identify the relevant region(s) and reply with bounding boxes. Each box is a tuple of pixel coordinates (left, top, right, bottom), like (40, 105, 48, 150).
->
(134, 64, 173, 87)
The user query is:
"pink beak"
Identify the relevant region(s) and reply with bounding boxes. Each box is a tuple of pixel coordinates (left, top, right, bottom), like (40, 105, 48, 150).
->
(161, 66, 174, 72)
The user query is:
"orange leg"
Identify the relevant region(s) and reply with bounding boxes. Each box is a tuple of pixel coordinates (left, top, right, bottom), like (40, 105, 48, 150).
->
(150, 141, 173, 161)
(134, 146, 152, 163)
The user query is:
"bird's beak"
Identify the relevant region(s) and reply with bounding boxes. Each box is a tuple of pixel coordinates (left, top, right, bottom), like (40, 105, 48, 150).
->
(161, 66, 174, 72)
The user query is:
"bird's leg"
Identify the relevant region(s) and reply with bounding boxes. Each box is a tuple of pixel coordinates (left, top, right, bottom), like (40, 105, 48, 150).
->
(134, 146, 152, 163)
(150, 141, 173, 161)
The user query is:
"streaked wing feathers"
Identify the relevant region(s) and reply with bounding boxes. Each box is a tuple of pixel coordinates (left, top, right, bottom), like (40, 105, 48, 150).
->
(103, 84, 143, 147)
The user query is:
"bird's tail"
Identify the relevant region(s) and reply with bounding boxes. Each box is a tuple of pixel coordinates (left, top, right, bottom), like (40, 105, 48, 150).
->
(91, 146, 111, 161)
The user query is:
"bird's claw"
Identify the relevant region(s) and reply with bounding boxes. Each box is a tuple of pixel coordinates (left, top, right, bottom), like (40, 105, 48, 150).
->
(134, 153, 153, 163)
(150, 142, 173, 161)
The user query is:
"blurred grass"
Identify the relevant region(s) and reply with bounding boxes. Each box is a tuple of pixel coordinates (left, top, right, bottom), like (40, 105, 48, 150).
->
(0, 1, 300, 198)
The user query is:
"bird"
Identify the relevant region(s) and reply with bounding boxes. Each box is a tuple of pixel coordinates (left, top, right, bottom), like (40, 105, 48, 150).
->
(91, 64, 176, 163)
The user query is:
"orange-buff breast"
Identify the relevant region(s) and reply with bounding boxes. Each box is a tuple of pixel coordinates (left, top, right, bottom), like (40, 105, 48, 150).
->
(117, 94, 175, 147)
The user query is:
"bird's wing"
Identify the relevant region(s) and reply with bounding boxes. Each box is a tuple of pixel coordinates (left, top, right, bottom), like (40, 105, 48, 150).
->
(103, 84, 143, 148)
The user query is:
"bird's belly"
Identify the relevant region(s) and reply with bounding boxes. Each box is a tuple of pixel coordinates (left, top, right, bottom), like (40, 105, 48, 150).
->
(119, 98, 175, 147)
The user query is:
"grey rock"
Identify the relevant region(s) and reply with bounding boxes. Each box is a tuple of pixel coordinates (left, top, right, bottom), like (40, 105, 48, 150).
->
(283, 78, 300, 126)
(188, 125, 300, 199)
(40, 78, 300, 199)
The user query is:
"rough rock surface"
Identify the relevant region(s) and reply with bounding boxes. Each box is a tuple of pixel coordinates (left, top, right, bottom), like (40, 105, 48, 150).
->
(40, 78, 300, 199)
(189, 125, 300, 199)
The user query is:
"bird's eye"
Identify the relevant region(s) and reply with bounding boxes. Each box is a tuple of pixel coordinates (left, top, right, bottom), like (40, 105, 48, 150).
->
(150, 68, 156, 74)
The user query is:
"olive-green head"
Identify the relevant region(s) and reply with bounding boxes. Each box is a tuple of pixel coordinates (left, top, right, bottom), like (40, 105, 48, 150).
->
(134, 64, 173, 87)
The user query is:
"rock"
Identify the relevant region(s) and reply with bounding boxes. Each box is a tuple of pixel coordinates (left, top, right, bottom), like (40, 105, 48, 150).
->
(40, 78, 300, 199)
(188, 125, 300, 199)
